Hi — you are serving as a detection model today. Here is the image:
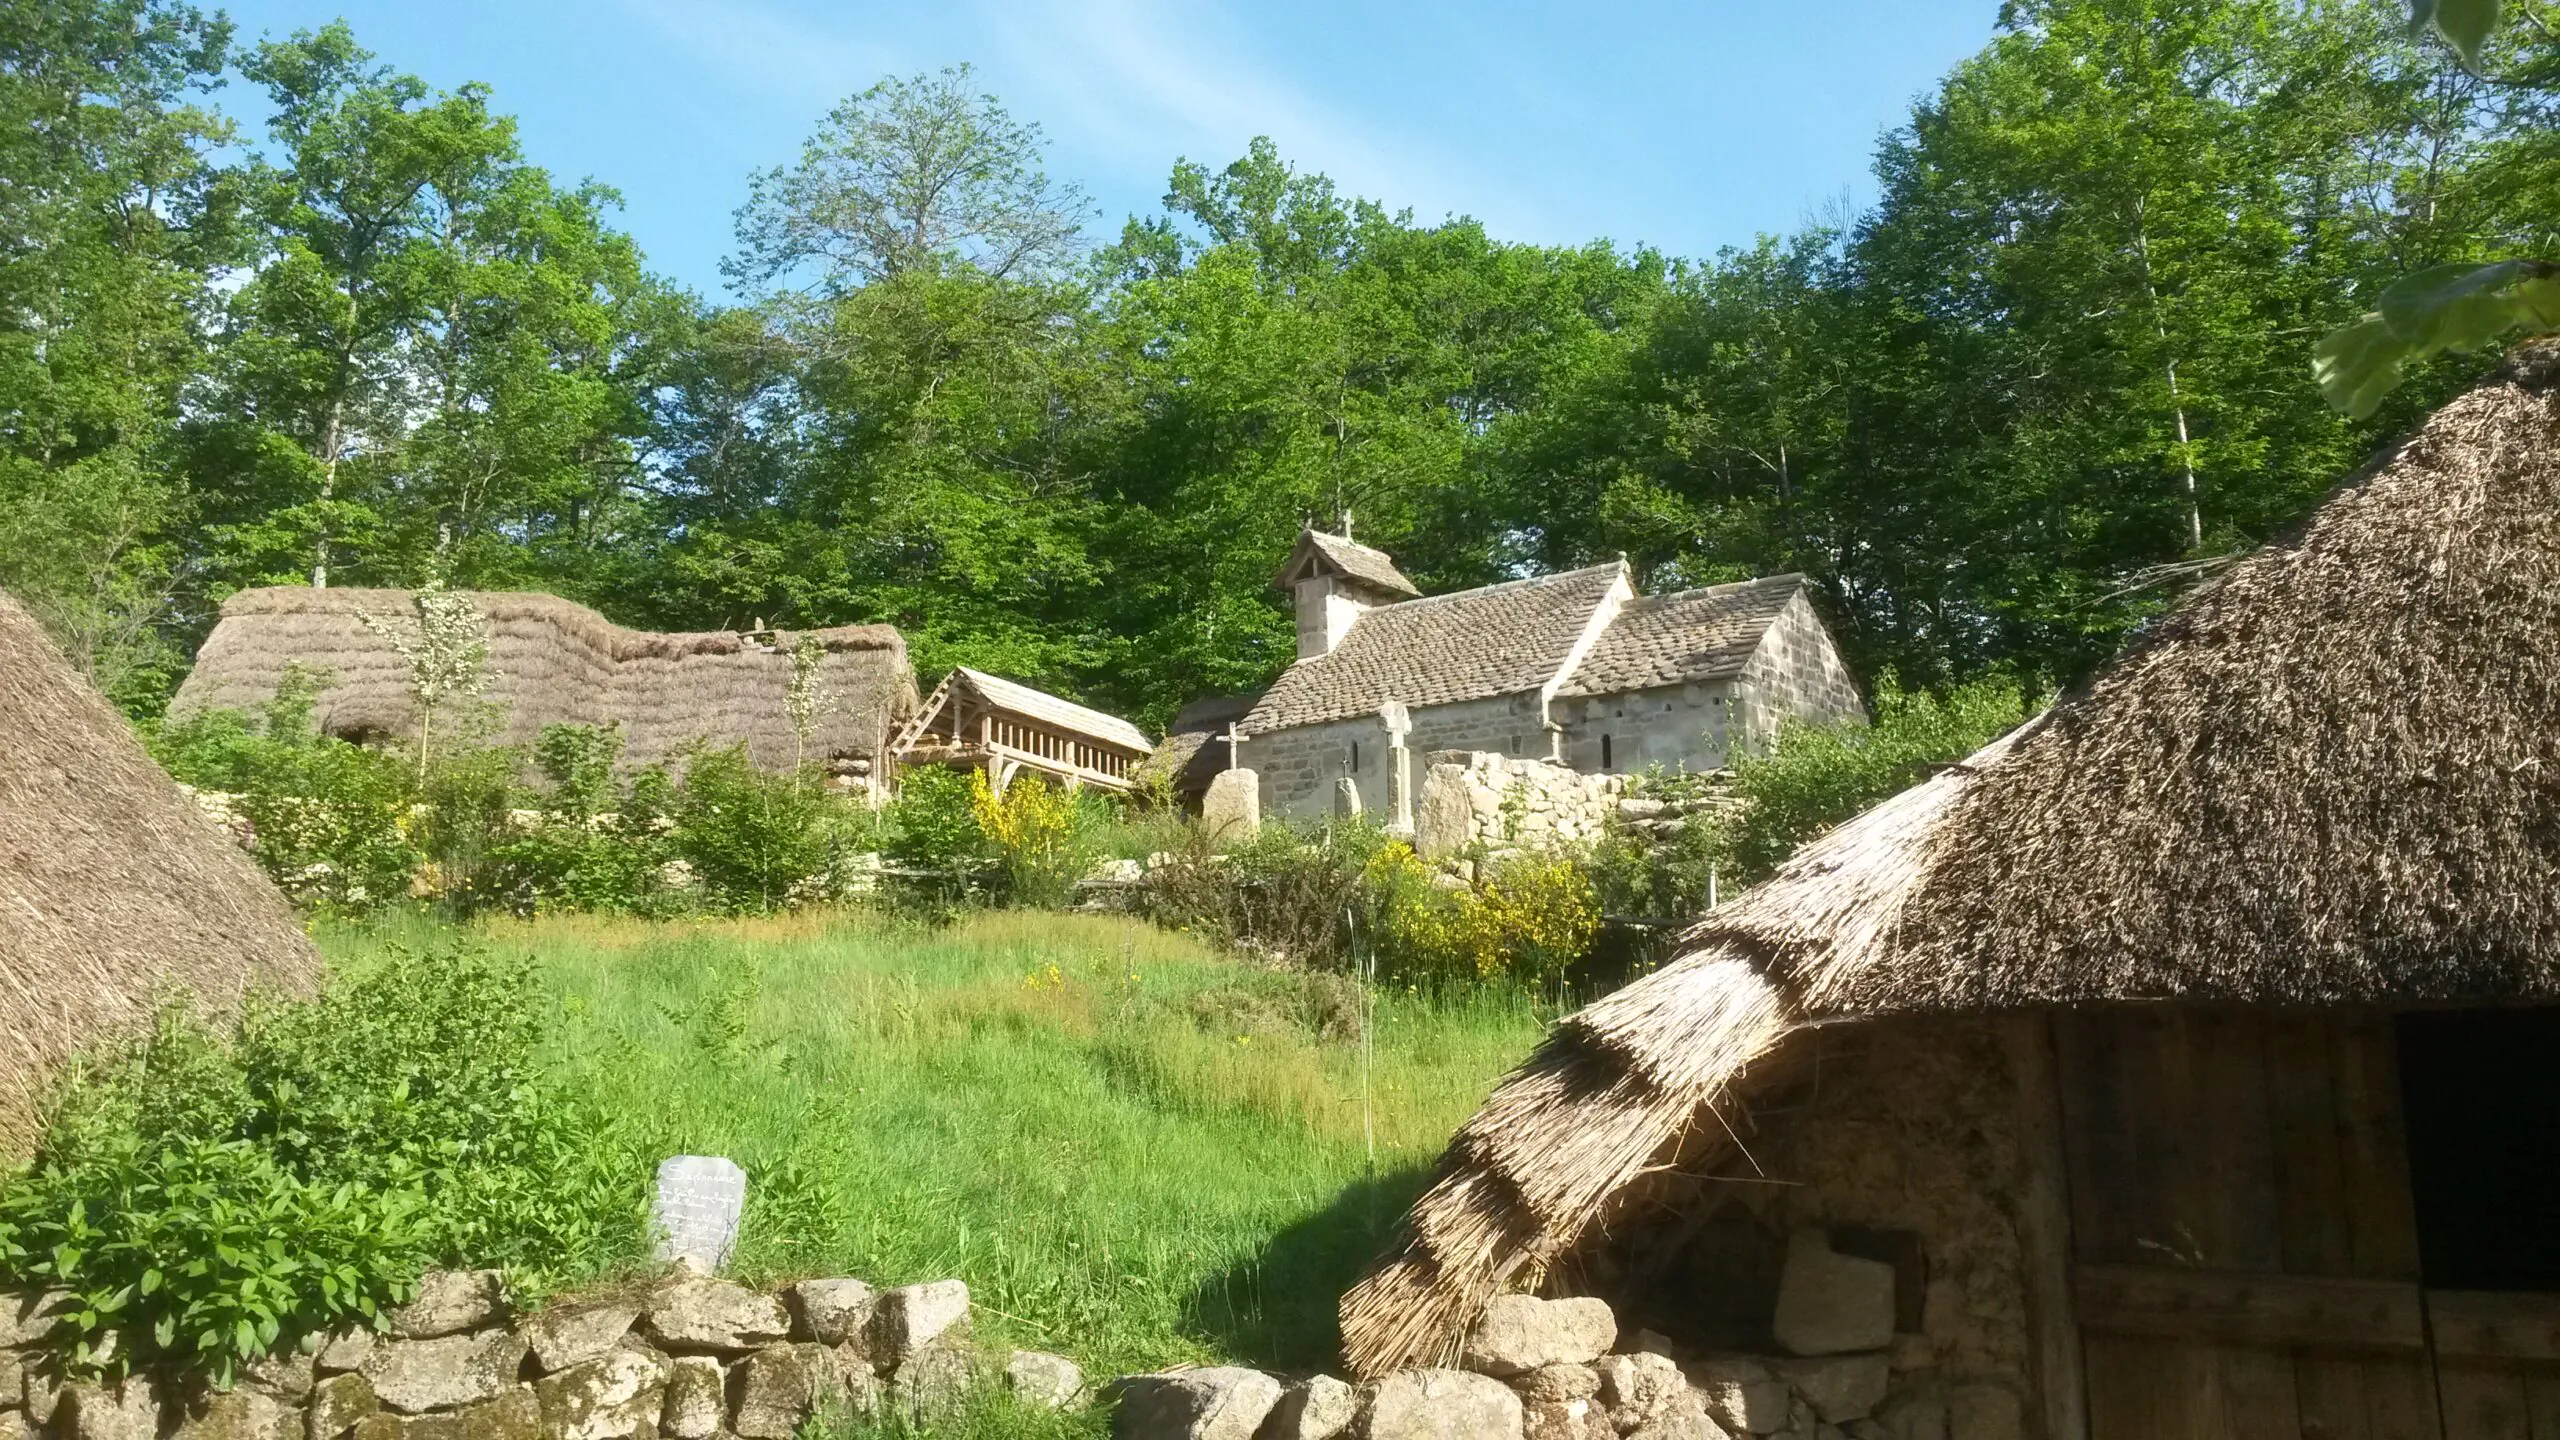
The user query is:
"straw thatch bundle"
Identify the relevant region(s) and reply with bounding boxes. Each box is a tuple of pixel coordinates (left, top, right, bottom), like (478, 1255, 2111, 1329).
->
(174, 588, 919, 772)
(1341, 345, 2560, 1376)
(0, 590, 322, 1157)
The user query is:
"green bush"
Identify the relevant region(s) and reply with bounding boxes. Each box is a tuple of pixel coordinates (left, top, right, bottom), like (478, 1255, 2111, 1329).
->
(147, 671, 423, 910)
(1721, 675, 2033, 881)
(466, 727, 678, 916)
(669, 745, 842, 911)
(0, 948, 646, 1383)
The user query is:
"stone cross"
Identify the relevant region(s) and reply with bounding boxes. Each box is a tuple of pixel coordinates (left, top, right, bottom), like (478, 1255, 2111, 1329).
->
(1222, 723, 1245, 772)
(1380, 700, 1415, 837)
(653, 1155, 747, 1274)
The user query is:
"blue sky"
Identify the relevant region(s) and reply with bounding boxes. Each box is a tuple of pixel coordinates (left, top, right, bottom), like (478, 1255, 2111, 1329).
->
(208, 0, 2003, 298)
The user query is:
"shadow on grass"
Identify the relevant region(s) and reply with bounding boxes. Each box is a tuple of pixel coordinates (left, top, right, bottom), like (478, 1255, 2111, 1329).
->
(1180, 1161, 1434, 1373)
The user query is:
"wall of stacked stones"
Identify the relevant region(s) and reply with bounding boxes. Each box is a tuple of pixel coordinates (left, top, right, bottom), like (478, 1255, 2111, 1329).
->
(1249, 696, 1540, 822)
(1735, 596, 1866, 750)
(1552, 683, 1736, 778)
(0, 1269, 1086, 1440)
(1412, 752, 1632, 861)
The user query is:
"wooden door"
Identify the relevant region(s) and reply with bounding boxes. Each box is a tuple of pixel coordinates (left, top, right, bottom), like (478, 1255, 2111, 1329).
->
(2053, 1008, 2450, 1440)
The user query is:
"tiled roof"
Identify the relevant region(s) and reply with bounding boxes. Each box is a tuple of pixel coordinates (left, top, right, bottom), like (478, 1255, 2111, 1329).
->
(953, 668, 1153, 753)
(1557, 574, 1807, 697)
(1282, 529, 1422, 598)
(1243, 563, 1624, 731)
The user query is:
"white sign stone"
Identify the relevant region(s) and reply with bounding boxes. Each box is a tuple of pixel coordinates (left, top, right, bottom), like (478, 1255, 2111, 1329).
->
(653, 1156, 747, 1273)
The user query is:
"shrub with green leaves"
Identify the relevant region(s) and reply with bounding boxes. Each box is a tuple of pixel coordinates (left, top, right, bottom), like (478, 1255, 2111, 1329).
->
(147, 670, 422, 910)
(0, 948, 647, 1383)
(1720, 675, 2033, 881)
(670, 745, 842, 911)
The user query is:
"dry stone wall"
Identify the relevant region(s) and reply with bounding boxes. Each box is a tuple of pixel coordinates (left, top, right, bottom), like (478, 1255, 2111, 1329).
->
(0, 1270, 1082, 1440)
(1413, 753, 1631, 861)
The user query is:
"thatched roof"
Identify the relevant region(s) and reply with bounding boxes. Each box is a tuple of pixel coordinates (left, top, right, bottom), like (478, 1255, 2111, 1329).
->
(0, 590, 322, 1157)
(173, 588, 919, 771)
(1341, 345, 2560, 1376)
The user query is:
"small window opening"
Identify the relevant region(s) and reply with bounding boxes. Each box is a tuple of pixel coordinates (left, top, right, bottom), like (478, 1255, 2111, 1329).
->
(1348, 741, 1360, 772)
(2399, 1008, 2560, 1290)
(1601, 734, 1614, 770)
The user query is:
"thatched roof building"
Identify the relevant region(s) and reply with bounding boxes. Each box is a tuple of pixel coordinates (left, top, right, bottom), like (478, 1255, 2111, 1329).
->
(1132, 690, 1263, 808)
(0, 590, 321, 1156)
(1343, 349, 2560, 1435)
(174, 588, 919, 775)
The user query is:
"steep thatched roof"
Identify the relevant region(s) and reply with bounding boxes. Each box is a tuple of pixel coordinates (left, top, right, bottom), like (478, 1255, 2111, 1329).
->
(1341, 345, 2560, 1376)
(0, 591, 322, 1157)
(173, 588, 919, 771)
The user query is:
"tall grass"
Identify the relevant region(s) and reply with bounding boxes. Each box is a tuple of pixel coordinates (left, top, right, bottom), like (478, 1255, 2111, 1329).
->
(316, 910, 1546, 1382)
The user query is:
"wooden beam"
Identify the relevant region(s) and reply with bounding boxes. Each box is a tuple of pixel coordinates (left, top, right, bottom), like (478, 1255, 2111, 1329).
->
(2005, 1014, 2089, 1440)
(2071, 1263, 2425, 1353)
(2428, 1289, 2560, 1362)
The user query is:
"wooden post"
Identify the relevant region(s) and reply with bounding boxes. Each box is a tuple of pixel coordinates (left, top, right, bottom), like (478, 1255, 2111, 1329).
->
(2005, 1012, 2089, 1440)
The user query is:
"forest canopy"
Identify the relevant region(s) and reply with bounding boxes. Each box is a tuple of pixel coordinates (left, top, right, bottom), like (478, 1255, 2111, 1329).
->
(4, 0, 2549, 727)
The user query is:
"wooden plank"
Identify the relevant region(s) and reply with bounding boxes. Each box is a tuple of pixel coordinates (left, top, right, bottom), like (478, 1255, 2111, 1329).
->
(2055, 1009, 2154, 1265)
(2004, 1014, 2089, 1440)
(2292, 1355, 2376, 1440)
(2216, 1345, 2306, 1437)
(2429, 1290, 2560, 1362)
(2265, 1011, 2354, 1276)
(2072, 1262, 2426, 1352)
(2439, 1361, 2534, 1440)
(2528, 1370, 2560, 1440)
(2180, 1008, 2282, 1270)
(2084, 1333, 2208, 1440)
(2333, 1013, 2422, 1281)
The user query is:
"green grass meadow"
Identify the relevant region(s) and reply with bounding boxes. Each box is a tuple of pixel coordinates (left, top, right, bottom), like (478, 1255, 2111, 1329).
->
(317, 910, 1544, 1391)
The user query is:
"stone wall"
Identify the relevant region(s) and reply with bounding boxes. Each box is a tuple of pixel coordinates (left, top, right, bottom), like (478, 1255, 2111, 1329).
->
(1413, 753, 1631, 861)
(1736, 592, 1867, 752)
(1553, 681, 1738, 777)
(1577, 1016, 2038, 1440)
(1249, 696, 1541, 824)
(0, 1269, 1083, 1440)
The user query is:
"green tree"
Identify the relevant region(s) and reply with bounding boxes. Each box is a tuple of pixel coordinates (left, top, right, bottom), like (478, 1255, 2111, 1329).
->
(0, 0, 239, 707)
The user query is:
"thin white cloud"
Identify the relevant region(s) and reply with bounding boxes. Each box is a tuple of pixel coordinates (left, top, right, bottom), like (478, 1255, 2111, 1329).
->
(615, 0, 904, 127)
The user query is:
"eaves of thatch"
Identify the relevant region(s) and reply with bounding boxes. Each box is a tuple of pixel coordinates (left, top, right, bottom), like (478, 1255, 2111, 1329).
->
(174, 588, 920, 772)
(0, 591, 322, 1158)
(1342, 344, 2560, 1377)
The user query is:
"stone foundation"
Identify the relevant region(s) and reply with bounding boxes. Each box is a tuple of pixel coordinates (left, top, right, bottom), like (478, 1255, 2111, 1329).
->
(0, 1271, 1080, 1440)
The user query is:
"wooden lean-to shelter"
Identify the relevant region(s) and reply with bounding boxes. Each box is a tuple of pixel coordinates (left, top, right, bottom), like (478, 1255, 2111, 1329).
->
(174, 587, 919, 782)
(890, 668, 1153, 793)
(1342, 347, 2560, 1438)
(0, 590, 321, 1157)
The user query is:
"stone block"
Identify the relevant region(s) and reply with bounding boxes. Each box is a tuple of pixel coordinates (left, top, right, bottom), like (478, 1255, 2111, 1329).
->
(308, 1372, 379, 1440)
(785, 1279, 875, 1349)
(173, 1388, 296, 1440)
(1202, 770, 1261, 847)
(1513, 1364, 1598, 1404)
(866, 1281, 968, 1370)
(1103, 1366, 1281, 1440)
(656, 1357, 724, 1440)
(0, 1406, 24, 1440)
(242, 1350, 316, 1404)
(532, 1348, 668, 1440)
(520, 1307, 637, 1375)
(1331, 777, 1364, 819)
(359, 1330, 528, 1413)
(1771, 1231, 1894, 1357)
(1461, 1295, 1618, 1377)
(388, 1272, 506, 1340)
(731, 1343, 873, 1438)
(1681, 1358, 1788, 1435)
(1415, 768, 1474, 860)
(1594, 1354, 1686, 1431)
(316, 1330, 377, 1375)
(1261, 1374, 1355, 1439)
(0, 1291, 68, 1347)
(1520, 1397, 1610, 1440)
(644, 1278, 792, 1353)
(1621, 1385, 1713, 1440)
(888, 1342, 970, 1414)
(653, 1156, 748, 1274)
(361, 1386, 537, 1440)
(62, 1379, 160, 1440)
(1770, 1354, 1889, 1425)
(1360, 1368, 1523, 1440)
(1947, 1385, 2022, 1440)
(1002, 1350, 1084, 1410)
